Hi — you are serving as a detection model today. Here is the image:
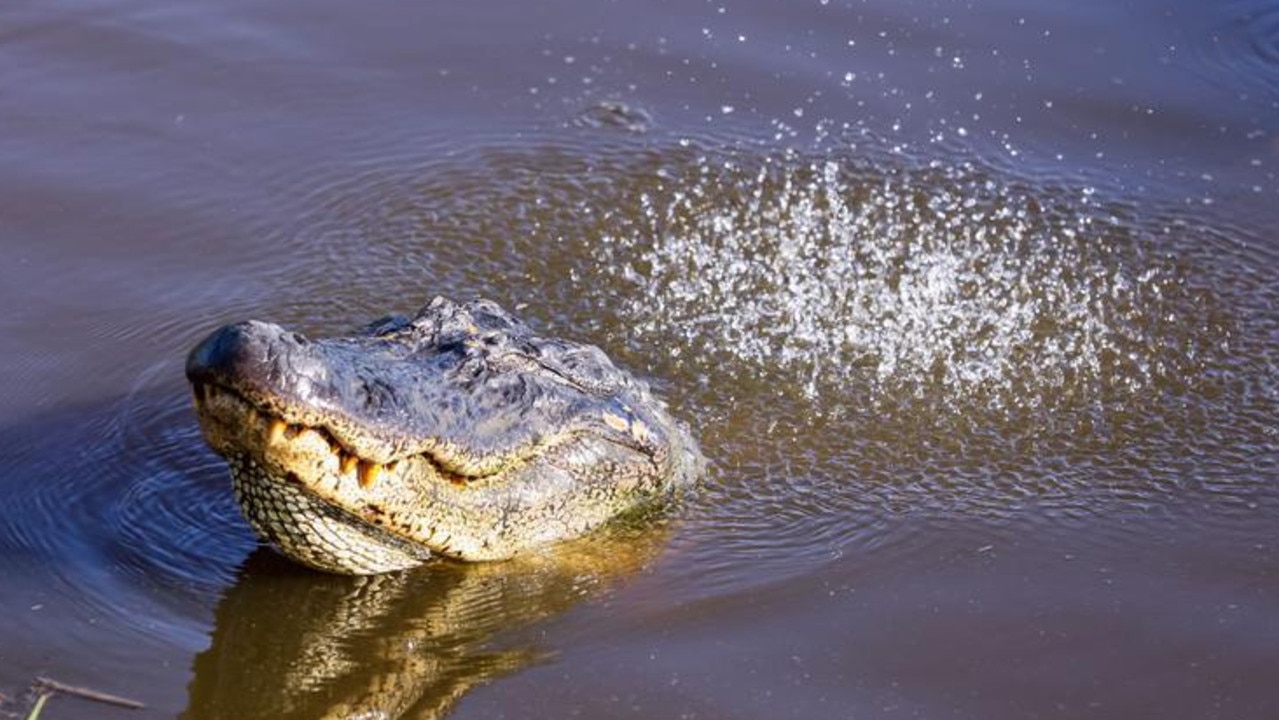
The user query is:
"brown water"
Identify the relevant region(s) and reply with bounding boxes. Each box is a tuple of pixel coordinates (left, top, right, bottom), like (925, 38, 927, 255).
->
(1, 0, 1278, 718)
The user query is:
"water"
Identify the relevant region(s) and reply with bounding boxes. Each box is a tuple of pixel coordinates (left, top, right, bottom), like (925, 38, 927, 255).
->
(1, 0, 1277, 718)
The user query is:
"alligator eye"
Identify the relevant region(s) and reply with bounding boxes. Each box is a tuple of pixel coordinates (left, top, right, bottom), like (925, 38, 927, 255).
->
(602, 411, 630, 432)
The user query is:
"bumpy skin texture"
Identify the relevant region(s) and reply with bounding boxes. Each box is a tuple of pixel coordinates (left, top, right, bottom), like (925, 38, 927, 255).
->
(187, 297, 704, 574)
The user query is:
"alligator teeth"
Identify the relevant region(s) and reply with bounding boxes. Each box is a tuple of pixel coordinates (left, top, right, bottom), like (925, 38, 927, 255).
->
(340, 453, 359, 476)
(268, 419, 287, 444)
(358, 460, 381, 489)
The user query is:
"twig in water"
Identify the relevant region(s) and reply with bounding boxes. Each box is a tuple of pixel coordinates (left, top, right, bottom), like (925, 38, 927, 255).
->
(32, 677, 144, 711)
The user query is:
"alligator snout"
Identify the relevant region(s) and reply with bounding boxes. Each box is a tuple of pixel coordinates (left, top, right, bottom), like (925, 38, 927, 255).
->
(187, 321, 335, 412)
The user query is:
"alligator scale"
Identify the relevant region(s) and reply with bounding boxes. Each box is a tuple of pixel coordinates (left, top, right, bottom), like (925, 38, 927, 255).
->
(187, 297, 704, 575)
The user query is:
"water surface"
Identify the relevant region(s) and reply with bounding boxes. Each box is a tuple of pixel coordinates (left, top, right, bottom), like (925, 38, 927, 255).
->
(1, 0, 1277, 718)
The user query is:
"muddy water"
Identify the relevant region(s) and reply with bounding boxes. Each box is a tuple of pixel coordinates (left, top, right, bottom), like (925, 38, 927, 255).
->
(1, 0, 1277, 718)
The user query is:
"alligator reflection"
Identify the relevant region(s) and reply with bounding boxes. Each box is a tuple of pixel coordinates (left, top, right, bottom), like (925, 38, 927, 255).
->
(183, 525, 664, 719)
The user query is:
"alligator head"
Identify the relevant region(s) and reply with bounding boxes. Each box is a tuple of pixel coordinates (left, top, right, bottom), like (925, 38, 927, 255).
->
(186, 297, 704, 574)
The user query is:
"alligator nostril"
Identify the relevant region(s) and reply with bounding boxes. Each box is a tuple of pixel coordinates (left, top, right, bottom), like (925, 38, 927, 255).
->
(185, 320, 295, 388)
(188, 324, 251, 379)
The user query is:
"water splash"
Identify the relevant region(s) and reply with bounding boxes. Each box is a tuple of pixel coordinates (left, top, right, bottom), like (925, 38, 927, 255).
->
(593, 148, 1224, 417)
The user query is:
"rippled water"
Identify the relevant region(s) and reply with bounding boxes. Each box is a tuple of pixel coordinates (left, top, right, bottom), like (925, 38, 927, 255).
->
(1, 0, 1277, 718)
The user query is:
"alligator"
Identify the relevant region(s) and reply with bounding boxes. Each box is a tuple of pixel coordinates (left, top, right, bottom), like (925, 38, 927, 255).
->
(186, 297, 704, 575)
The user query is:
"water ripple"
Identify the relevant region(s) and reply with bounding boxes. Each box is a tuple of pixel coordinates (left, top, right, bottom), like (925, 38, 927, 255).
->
(0, 361, 252, 645)
(109, 360, 253, 590)
(1187, 0, 1279, 95)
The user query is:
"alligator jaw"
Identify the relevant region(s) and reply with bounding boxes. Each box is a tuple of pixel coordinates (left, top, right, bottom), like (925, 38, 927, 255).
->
(184, 318, 562, 475)
(191, 381, 479, 492)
